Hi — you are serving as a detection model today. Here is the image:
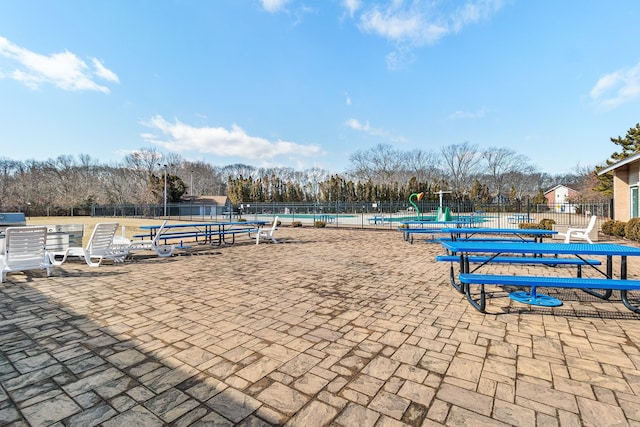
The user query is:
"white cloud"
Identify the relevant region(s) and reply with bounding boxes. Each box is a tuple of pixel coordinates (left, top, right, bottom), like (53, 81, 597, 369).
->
(356, 0, 505, 69)
(0, 36, 118, 93)
(345, 117, 406, 142)
(91, 58, 119, 83)
(260, 0, 291, 13)
(358, 0, 505, 46)
(342, 0, 362, 18)
(141, 115, 322, 161)
(385, 46, 416, 70)
(590, 61, 640, 108)
(449, 109, 486, 120)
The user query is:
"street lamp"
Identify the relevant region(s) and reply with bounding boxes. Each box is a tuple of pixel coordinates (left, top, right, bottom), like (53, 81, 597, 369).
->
(158, 163, 167, 217)
(164, 167, 168, 217)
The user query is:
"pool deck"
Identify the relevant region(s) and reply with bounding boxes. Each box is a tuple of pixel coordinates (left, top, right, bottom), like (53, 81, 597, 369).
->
(1, 227, 640, 426)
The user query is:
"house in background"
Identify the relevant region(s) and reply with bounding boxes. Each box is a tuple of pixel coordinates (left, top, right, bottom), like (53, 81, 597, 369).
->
(178, 195, 230, 218)
(544, 185, 579, 213)
(597, 152, 640, 221)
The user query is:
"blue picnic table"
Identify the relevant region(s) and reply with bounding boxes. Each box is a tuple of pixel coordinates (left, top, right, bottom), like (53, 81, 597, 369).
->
(441, 227, 557, 243)
(399, 220, 477, 243)
(439, 240, 640, 314)
(137, 221, 268, 246)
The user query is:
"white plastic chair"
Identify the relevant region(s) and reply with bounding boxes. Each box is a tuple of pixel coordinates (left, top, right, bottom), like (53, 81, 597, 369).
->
(127, 220, 174, 257)
(256, 217, 279, 244)
(50, 222, 128, 267)
(0, 226, 51, 282)
(559, 215, 597, 244)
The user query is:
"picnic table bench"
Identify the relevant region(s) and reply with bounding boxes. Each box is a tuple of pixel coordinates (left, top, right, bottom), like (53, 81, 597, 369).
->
(458, 274, 640, 313)
(439, 240, 640, 314)
(136, 221, 267, 247)
(317, 215, 335, 223)
(436, 254, 602, 293)
(440, 227, 556, 243)
(368, 216, 385, 224)
(399, 220, 476, 243)
(507, 213, 534, 224)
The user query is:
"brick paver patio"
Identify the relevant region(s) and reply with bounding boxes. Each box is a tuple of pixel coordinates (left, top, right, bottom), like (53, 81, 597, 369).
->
(1, 227, 639, 426)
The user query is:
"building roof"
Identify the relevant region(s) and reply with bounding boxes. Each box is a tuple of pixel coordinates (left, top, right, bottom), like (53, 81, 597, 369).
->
(543, 184, 578, 195)
(189, 195, 228, 205)
(597, 152, 640, 175)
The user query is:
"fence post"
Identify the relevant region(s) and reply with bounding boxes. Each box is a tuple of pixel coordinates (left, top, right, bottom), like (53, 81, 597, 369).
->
(610, 198, 614, 220)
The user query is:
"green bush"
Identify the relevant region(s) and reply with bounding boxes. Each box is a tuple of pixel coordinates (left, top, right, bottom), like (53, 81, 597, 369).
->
(518, 222, 539, 230)
(601, 219, 615, 235)
(612, 221, 627, 237)
(602, 219, 627, 237)
(625, 218, 640, 241)
(538, 218, 556, 230)
(314, 220, 326, 228)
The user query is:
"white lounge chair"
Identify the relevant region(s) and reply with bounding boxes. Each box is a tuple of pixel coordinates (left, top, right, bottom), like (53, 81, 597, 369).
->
(50, 222, 128, 267)
(558, 215, 597, 244)
(126, 220, 174, 257)
(256, 217, 279, 244)
(0, 226, 51, 282)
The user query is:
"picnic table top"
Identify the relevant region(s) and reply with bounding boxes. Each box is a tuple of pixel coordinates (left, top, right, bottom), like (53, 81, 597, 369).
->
(139, 221, 267, 230)
(401, 220, 475, 226)
(441, 240, 640, 256)
(441, 227, 557, 235)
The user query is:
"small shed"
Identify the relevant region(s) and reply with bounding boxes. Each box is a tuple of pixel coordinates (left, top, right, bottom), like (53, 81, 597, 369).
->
(178, 195, 230, 218)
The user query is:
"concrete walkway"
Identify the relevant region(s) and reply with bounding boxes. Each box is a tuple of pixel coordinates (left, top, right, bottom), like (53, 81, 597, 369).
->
(1, 227, 639, 426)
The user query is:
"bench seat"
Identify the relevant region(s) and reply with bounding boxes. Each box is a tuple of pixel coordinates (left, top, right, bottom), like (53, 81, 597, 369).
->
(435, 255, 601, 266)
(399, 228, 443, 243)
(438, 237, 537, 243)
(436, 254, 602, 294)
(459, 274, 640, 290)
(458, 273, 640, 313)
(132, 228, 258, 245)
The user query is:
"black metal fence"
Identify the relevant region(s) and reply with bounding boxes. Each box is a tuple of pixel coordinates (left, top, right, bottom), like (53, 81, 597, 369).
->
(27, 200, 612, 230)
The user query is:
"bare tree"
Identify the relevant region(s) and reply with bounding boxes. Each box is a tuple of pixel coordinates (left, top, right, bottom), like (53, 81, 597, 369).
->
(440, 142, 482, 196)
(221, 164, 257, 180)
(482, 147, 531, 199)
(0, 158, 20, 211)
(397, 149, 441, 184)
(503, 168, 544, 202)
(122, 147, 165, 203)
(304, 167, 330, 201)
(349, 144, 403, 184)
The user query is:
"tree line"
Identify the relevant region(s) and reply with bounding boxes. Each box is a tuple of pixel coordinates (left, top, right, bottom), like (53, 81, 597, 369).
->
(0, 140, 612, 216)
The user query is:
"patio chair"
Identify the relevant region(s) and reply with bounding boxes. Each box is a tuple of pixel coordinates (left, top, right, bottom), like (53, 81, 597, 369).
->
(127, 220, 174, 257)
(256, 217, 279, 244)
(558, 215, 597, 244)
(50, 222, 128, 267)
(1, 226, 51, 282)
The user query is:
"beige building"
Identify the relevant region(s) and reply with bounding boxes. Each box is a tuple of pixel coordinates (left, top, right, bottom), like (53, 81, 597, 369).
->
(598, 152, 640, 221)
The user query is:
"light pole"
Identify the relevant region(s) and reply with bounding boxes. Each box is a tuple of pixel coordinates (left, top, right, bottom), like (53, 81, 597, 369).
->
(190, 171, 194, 220)
(163, 165, 167, 217)
(158, 163, 167, 217)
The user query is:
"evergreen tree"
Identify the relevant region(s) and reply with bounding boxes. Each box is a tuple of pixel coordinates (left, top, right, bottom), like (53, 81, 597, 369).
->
(595, 123, 640, 196)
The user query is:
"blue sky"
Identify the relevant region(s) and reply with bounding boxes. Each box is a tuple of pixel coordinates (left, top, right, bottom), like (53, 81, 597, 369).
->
(1, 1, 639, 175)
